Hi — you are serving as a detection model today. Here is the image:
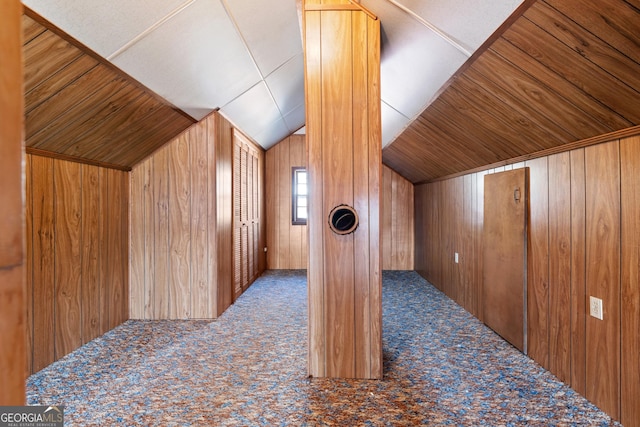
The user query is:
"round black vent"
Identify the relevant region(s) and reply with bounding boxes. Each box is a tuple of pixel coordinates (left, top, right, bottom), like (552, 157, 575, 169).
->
(328, 204, 359, 235)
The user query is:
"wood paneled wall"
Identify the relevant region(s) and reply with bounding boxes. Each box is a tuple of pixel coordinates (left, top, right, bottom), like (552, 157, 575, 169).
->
(266, 135, 307, 269)
(414, 132, 640, 425)
(304, 0, 382, 379)
(382, 165, 414, 270)
(0, 0, 26, 404)
(129, 113, 258, 319)
(25, 154, 129, 374)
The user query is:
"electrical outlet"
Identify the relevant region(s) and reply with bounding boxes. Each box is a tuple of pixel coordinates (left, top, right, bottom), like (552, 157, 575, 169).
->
(589, 296, 603, 320)
(454, 252, 459, 264)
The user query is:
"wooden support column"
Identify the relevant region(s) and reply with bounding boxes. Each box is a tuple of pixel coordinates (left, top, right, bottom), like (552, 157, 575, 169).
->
(303, 0, 382, 379)
(0, 0, 26, 405)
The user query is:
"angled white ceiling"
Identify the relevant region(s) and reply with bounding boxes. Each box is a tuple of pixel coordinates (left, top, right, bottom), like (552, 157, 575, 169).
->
(22, 0, 522, 150)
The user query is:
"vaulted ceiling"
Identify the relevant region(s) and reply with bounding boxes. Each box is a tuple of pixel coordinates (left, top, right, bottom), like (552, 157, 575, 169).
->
(21, 0, 640, 180)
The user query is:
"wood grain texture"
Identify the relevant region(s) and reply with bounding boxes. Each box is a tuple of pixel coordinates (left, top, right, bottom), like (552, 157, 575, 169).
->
(81, 164, 102, 343)
(30, 155, 56, 372)
(128, 113, 257, 320)
(54, 160, 83, 360)
(483, 169, 527, 352)
(548, 152, 571, 382)
(304, 9, 326, 378)
(569, 148, 587, 395)
(620, 135, 640, 427)
(0, 0, 25, 403)
(584, 140, 621, 419)
(25, 155, 34, 376)
(526, 156, 550, 367)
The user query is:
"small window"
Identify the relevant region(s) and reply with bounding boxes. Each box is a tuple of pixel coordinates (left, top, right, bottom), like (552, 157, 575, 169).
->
(292, 167, 307, 225)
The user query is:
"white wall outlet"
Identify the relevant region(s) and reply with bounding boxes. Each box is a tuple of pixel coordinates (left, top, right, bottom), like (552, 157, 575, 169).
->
(589, 296, 603, 320)
(454, 252, 459, 264)
(264, 247, 268, 252)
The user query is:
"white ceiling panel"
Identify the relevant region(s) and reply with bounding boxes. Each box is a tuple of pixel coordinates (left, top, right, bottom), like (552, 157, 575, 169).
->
(283, 104, 306, 133)
(265, 53, 305, 117)
(254, 118, 291, 149)
(220, 81, 282, 141)
(362, 0, 468, 120)
(111, 0, 261, 120)
(392, 0, 523, 52)
(223, 0, 302, 77)
(22, 0, 191, 58)
(381, 101, 410, 148)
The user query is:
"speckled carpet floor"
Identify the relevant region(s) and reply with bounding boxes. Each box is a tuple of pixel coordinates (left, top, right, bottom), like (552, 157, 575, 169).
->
(28, 270, 619, 426)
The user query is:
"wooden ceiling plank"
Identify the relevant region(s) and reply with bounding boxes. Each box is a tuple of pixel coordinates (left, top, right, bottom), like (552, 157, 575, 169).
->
(469, 51, 608, 141)
(490, 38, 634, 131)
(36, 83, 142, 155)
(25, 65, 125, 139)
(529, 2, 640, 95)
(22, 14, 46, 44)
(544, 0, 640, 65)
(102, 113, 194, 167)
(61, 94, 164, 159)
(23, 29, 84, 93)
(441, 78, 552, 153)
(429, 94, 535, 161)
(503, 17, 640, 124)
(25, 54, 99, 115)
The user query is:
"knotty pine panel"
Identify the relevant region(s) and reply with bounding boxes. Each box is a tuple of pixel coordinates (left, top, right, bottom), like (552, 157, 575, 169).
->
(620, 135, 640, 427)
(128, 113, 256, 320)
(414, 131, 640, 423)
(585, 141, 621, 419)
(25, 155, 128, 374)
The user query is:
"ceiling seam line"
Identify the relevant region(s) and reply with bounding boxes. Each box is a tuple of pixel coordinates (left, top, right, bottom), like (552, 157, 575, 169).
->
(107, 0, 197, 60)
(381, 0, 472, 57)
(219, 0, 291, 131)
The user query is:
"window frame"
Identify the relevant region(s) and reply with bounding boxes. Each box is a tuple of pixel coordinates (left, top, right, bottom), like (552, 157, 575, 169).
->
(291, 167, 308, 226)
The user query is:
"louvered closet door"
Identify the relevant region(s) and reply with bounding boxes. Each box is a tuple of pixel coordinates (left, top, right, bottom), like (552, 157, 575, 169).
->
(233, 140, 243, 301)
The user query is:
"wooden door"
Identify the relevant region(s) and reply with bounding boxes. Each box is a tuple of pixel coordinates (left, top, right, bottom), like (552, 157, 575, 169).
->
(483, 168, 529, 352)
(233, 140, 243, 300)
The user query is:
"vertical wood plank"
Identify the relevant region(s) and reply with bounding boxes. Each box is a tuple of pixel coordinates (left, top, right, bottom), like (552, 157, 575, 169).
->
(206, 116, 217, 317)
(215, 114, 234, 316)
(168, 133, 192, 319)
(106, 168, 126, 329)
(620, 135, 640, 426)
(305, 9, 326, 378)
(153, 146, 170, 319)
(278, 138, 291, 269)
(526, 156, 550, 367)
(548, 152, 572, 382)
(290, 136, 306, 269)
(25, 155, 34, 375)
(54, 160, 83, 360)
(129, 161, 145, 319)
(585, 140, 620, 419)
(142, 158, 155, 319)
(121, 170, 129, 325)
(382, 166, 393, 269)
(462, 173, 473, 312)
(31, 155, 55, 371)
(476, 170, 487, 321)
(570, 148, 587, 395)
(191, 122, 209, 319)
(367, 14, 382, 378)
(99, 165, 111, 335)
(81, 164, 102, 342)
(265, 145, 277, 269)
(353, 10, 371, 378)
(322, 10, 355, 378)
